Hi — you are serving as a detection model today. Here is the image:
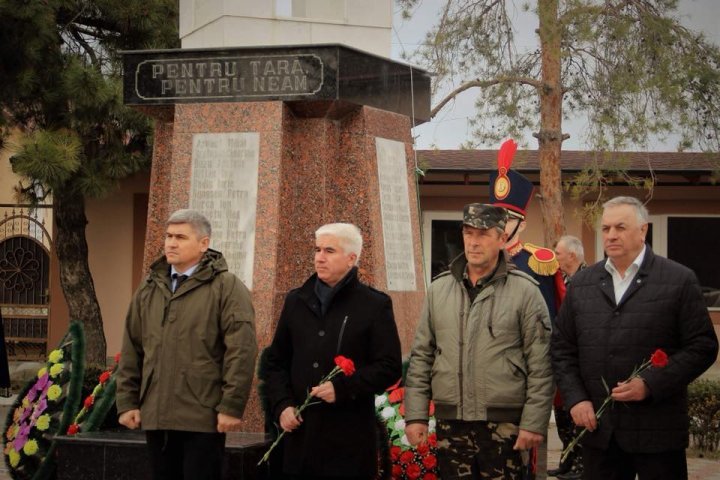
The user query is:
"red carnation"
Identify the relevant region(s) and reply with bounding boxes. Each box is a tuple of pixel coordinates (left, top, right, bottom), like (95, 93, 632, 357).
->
(399, 402, 405, 416)
(388, 386, 405, 404)
(428, 401, 435, 416)
(67, 423, 80, 435)
(416, 442, 429, 456)
(387, 378, 401, 392)
(99, 371, 111, 384)
(83, 395, 95, 409)
(406, 464, 422, 479)
(334, 355, 355, 376)
(390, 445, 401, 461)
(422, 454, 437, 470)
(428, 433, 437, 446)
(399, 449, 415, 464)
(114, 352, 121, 363)
(423, 474, 438, 480)
(392, 464, 403, 478)
(650, 349, 668, 368)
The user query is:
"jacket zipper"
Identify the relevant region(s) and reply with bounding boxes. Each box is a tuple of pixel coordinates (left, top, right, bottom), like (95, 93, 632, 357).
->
(336, 315, 349, 353)
(458, 292, 465, 419)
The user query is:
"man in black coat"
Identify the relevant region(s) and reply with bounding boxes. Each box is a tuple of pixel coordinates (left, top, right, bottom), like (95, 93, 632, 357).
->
(263, 222, 402, 479)
(551, 196, 719, 480)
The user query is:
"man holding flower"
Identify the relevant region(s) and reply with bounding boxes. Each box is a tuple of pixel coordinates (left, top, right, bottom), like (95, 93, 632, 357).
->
(552, 196, 719, 479)
(262, 223, 402, 479)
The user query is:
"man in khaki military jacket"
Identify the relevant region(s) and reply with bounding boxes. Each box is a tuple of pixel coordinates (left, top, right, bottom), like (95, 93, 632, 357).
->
(404, 204, 554, 480)
(116, 209, 257, 480)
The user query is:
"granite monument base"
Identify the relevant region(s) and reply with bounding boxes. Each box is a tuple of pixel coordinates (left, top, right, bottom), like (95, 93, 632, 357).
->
(54, 430, 271, 480)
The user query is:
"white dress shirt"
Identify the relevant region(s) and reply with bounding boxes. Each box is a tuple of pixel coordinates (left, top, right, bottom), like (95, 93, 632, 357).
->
(604, 245, 647, 304)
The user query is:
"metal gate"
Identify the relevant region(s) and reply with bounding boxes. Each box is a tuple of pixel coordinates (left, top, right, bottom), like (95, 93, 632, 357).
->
(0, 207, 52, 360)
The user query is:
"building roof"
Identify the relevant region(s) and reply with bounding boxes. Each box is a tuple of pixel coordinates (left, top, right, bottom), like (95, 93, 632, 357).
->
(417, 150, 719, 173)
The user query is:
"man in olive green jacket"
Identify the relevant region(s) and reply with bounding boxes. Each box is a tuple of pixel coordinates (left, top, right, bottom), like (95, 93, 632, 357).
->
(116, 209, 257, 480)
(404, 204, 554, 480)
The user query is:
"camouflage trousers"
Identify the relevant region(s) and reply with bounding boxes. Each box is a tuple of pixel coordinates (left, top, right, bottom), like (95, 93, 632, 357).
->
(436, 419, 528, 480)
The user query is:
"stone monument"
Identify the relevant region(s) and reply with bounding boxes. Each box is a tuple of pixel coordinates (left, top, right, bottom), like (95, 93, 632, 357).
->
(126, 1, 430, 432)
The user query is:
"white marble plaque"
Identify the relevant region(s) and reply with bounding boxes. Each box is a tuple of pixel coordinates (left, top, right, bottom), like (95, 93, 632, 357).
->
(189, 132, 259, 289)
(375, 138, 417, 291)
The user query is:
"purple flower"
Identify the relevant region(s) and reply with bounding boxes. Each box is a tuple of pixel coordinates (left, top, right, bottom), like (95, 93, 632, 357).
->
(32, 398, 48, 421)
(36, 372, 50, 391)
(19, 406, 32, 424)
(26, 388, 37, 403)
(13, 424, 31, 451)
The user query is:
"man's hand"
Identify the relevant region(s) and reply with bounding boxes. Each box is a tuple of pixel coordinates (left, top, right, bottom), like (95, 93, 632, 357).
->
(611, 377, 649, 402)
(310, 381, 336, 403)
(279, 406, 302, 432)
(118, 409, 141, 430)
(405, 423, 429, 446)
(217, 413, 243, 433)
(570, 400, 597, 431)
(513, 429, 544, 450)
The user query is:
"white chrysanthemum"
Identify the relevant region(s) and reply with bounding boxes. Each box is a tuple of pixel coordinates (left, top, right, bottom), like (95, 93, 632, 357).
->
(400, 434, 410, 446)
(394, 418, 406, 430)
(429, 418, 436, 431)
(375, 394, 387, 407)
(381, 406, 395, 419)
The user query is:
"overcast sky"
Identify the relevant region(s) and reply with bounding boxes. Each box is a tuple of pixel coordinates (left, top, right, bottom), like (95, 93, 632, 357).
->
(390, 0, 720, 151)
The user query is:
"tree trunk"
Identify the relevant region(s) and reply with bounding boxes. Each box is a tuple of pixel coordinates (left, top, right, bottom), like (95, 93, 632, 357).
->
(53, 188, 107, 367)
(536, 0, 566, 247)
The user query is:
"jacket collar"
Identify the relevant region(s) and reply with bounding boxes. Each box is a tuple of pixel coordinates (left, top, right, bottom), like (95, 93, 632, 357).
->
(148, 249, 228, 291)
(449, 250, 512, 284)
(297, 267, 360, 314)
(598, 243, 655, 307)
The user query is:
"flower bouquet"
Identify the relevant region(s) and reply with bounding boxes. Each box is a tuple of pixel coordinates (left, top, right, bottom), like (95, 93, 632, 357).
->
(4, 322, 85, 480)
(376, 380, 439, 480)
(561, 348, 669, 463)
(258, 355, 356, 466)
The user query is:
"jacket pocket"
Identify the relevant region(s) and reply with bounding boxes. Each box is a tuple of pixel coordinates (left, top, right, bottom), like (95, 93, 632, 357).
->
(180, 365, 222, 409)
(485, 353, 527, 408)
(430, 350, 458, 405)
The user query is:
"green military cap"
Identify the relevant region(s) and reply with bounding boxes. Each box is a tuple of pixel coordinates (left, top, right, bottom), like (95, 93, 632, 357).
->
(463, 203, 508, 231)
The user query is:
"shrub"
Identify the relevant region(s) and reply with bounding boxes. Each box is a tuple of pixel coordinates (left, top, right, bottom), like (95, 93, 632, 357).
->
(688, 378, 720, 452)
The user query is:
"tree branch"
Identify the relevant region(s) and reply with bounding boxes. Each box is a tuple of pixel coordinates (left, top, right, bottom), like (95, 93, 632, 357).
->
(69, 26, 100, 70)
(431, 76, 542, 118)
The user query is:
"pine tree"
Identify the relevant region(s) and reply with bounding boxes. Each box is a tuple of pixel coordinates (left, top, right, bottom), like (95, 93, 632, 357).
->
(399, 0, 720, 243)
(0, 0, 179, 366)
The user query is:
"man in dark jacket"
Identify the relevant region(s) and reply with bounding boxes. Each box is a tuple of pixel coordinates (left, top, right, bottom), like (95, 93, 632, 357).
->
(552, 196, 719, 480)
(263, 222, 402, 479)
(116, 209, 257, 480)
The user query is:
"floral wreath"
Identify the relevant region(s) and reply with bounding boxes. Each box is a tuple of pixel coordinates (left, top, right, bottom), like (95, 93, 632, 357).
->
(67, 352, 121, 436)
(3, 322, 85, 480)
(376, 379, 438, 480)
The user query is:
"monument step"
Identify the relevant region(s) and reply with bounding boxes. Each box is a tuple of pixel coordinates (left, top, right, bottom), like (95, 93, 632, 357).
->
(54, 430, 271, 480)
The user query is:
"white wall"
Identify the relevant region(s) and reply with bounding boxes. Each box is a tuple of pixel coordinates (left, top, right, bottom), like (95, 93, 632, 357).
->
(179, 0, 392, 57)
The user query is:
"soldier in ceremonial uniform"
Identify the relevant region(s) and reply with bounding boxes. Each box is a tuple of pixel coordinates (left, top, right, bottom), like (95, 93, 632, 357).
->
(489, 140, 565, 319)
(489, 140, 565, 480)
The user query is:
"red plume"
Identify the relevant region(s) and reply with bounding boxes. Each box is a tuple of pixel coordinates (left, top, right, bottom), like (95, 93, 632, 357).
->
(497, 139, 517, 172)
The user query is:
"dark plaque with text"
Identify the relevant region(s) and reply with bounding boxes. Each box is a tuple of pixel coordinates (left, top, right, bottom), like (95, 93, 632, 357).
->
(123, 44, 431, 123)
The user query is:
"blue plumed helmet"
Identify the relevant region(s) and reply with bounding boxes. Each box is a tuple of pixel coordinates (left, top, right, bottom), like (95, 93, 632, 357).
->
(488, 139, 534, 218)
